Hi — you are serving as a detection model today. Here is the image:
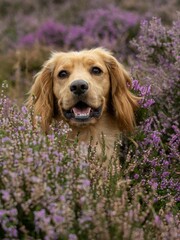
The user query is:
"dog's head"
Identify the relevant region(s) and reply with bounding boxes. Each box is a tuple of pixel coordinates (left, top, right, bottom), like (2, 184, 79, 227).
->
(27, 48, 139, 132)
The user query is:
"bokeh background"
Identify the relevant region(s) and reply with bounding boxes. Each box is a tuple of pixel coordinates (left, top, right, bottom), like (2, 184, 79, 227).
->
(0, 0, 179, 101)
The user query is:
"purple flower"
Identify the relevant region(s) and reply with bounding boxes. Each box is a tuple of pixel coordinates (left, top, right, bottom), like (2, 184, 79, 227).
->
(69, 234, 78, 240)
(2, 137, 11, 143)
(134, 174, 139, 179)
(37, 20, 67, 45)
(34, 209, 46, 219)
(1, 190, 10, 201)
(154, 215, 161, 226)
(151, 131, 161, 145)
(80, 179, 90, 188)
(19, 33, 37, 46)
(0, 210, 6, 219)
(53, 215, 64, 223)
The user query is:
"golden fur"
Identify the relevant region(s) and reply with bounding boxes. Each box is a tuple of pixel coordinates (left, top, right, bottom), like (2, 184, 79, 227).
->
(27, 48, 139, 159)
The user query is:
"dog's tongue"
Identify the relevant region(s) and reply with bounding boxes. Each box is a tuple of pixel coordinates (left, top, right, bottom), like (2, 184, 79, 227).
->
(72, 107, 91, 118)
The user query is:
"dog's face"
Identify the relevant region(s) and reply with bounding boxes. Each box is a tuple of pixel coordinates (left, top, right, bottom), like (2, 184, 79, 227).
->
(53, 51, 110, 126)
(27, 48, 139, 132)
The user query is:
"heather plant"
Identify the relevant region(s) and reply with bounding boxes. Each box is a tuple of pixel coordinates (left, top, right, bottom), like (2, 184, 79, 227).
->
(65, 5, 141, 58)
(131, 14, 180, 146)
(0, 0, 178, 55)
(129, 15, 180, 209)
(0, 0, 178, 41)
(19, 5, 141, 62)
(0, 85, 179, 239)
(0, 2, 180, 239)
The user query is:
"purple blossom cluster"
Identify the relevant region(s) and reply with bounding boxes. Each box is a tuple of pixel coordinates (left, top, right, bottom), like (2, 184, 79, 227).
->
(129, 15, 180, 203)
(132, 79, 155, 108)
(19, 6, 141, 61)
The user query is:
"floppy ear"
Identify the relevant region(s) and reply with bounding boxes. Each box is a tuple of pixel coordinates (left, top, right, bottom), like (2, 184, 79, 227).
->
(26, 59, 55, 132)
(106, 55, 139, 132)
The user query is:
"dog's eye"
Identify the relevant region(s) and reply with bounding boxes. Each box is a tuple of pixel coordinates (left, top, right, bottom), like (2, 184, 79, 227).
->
(58, 70, 69, 79)
(91, 66, 102, 75)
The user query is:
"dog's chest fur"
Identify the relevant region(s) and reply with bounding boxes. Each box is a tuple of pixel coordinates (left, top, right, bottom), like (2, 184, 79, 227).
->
(68, 113, 120, 159)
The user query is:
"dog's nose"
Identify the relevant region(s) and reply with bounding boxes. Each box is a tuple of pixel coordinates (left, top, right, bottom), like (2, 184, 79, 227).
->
(70, 80, 89, 95)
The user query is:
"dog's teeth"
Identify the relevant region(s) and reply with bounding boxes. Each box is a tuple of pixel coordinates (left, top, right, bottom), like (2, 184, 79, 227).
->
(76, 113, 89, 116)
(72, 106, 91, 117)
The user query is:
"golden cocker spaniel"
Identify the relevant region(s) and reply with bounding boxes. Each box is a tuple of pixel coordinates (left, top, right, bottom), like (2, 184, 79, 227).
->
(27, 48, 139, 159)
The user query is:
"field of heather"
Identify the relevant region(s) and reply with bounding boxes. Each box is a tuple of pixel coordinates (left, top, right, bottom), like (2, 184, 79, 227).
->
(0, 0, 179, 239)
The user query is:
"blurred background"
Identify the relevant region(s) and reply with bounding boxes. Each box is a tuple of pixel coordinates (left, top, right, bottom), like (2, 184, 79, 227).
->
(0, 0, 179, 102)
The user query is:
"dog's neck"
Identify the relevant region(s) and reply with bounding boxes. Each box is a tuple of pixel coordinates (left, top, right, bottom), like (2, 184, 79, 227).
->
(67, 112, 120, 159)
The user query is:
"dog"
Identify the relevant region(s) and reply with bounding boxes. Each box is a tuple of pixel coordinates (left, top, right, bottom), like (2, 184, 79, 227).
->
(26, 48, 139, 160)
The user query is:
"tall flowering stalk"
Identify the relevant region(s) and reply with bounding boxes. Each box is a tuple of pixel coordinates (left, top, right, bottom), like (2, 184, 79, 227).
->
(130, 15, 180, 204)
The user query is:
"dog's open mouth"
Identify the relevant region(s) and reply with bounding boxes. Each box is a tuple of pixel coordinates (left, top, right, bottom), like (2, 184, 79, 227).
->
(63, 101, 102, 121)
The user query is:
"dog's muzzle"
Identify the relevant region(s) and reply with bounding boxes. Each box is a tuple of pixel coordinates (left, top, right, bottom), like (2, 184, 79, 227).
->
(62, 101, 102, 122)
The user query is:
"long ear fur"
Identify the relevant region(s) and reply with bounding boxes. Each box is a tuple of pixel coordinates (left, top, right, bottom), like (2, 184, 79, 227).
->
(105, 54, 139, 132)
(26, 59, 54, 132)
